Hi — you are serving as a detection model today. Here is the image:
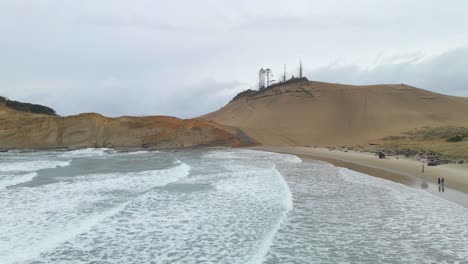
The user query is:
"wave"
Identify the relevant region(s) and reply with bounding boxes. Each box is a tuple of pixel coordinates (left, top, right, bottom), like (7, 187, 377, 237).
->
(59, 148, 111, 158)
(3, 149, 466, 263)
(0, 160, 71, 173)
(1, 161, 191, 264)
(3, 203, 128, 264)
(123, 150, 152, 155)
(339, 168, 468, 211)
(0, 172, 38, 190)
(71, 160, 190, 188)
(250, 165, 293, 264)
(204, 149, 303, 164)
(60, 148, 157, 159)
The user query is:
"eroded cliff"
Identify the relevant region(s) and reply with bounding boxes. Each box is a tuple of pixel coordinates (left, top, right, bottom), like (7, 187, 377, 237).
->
(0, 106, 254, 149)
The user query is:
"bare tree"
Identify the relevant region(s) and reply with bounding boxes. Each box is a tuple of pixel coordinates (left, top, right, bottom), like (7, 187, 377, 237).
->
(258, 68, 265, 90)
(265, 68, 272, 87)
(281, 64, 287, 82)
(299, 60, 303, 78)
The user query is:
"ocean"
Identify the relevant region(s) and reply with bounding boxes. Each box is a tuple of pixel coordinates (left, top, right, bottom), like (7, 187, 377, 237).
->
(0, 148, 467, 263)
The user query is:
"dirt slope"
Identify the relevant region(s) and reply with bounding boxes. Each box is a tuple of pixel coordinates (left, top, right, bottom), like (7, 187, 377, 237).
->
(202, 80, 468, 147)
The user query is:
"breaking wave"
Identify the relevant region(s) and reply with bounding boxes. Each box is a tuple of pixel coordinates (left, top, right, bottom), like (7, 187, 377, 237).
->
(0, 160, 71, 173)
(0, 161, 191, 264)
(59, 148, 111, 158)
(0, 172, 38, 189)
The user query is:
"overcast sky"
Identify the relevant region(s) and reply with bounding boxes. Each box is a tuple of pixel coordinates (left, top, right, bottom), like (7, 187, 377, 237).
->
(1, 0, 467, 117)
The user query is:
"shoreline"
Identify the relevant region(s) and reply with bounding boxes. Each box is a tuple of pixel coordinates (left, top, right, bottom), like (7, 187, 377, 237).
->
(250, 146, 468, 209)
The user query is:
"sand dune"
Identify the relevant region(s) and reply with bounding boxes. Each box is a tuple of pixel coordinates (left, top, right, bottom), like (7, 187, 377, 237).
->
(203, 80, 468, 147)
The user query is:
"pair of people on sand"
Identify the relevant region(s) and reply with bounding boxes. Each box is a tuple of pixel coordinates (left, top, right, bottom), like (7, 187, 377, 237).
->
(438, 177, 445, 185)
(438, 177, 445, 192)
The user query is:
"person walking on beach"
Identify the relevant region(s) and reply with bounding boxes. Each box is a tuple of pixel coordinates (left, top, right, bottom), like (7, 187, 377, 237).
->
(438, 177, 441, 185)
(441, 177, 445, 186)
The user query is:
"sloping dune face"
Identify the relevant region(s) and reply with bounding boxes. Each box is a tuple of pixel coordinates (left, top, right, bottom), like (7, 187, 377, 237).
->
(203, 81, 468, 146)
(0, 107, 249, 149)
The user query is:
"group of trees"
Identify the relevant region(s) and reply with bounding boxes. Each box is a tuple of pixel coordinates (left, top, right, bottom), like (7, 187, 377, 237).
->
(257, 68, 272, 90)
(257, 61, 303, 90)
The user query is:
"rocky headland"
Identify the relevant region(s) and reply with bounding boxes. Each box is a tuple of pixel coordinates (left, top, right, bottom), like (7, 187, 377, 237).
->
(0, 100, 255, 149)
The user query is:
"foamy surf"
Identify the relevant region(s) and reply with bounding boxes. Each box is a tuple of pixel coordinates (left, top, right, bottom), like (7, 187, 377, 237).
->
(124, 150, 152, 155)
(249, 165, 293, 264)
(0, 161, 191, 264)
(0, 160, 71, 173)
(1, 148, 467, 263)
(203, 148, 303, 164)
(0, 172, 38, 189)
(3, 203, 128, 264)
(59, 148, 111, 158)
(263, 157, 468, 263)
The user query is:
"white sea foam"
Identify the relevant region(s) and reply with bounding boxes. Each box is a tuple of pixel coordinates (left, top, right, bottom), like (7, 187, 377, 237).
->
(339, 167, 468, 211)
(7, 203, 128, 264)
(124, 150, 151, 155)
(249, 165, 293, 264)
(0, 172, 38, 189)
(2, 148, 467, 263)
(264, 161, 468, 263)
(71, 161, 191, 191)
(0, 161, 191, 264)
(204, 149, 302, 164)
(14, 151, 291, 264)
(0, 160, 71, 173)
(59, 148, 111, 158)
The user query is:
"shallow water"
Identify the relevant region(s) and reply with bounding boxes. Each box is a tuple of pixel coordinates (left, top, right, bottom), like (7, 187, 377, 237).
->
(0, 148, 467, 263)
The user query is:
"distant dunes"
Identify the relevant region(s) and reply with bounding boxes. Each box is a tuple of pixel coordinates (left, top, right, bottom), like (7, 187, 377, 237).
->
(202, 80, 468, 147)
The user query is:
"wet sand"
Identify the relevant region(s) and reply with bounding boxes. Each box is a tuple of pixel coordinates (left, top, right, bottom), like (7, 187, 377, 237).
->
(250, 146, 468, 209)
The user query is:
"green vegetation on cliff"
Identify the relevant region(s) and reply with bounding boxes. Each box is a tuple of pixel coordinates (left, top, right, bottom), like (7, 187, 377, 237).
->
(0, 96, 56, 116)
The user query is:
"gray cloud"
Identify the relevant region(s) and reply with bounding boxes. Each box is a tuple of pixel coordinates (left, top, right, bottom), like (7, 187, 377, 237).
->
(74, 14, 181, 32)
(0, 0, 467, 118)
(308, 48, 468, 96)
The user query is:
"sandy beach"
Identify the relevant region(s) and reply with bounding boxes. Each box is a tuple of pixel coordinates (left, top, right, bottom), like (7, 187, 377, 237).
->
(251, 146, 468, 209)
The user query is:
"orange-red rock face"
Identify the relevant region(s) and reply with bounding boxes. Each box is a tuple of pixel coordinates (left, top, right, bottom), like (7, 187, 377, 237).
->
(0, 107, 254, 149)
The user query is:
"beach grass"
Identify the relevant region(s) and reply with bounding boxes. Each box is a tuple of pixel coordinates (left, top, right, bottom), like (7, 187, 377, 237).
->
(380, 127, 468, 159)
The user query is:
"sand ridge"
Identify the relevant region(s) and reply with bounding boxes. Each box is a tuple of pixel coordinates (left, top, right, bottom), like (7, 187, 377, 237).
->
(203, 80, 468, 147)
